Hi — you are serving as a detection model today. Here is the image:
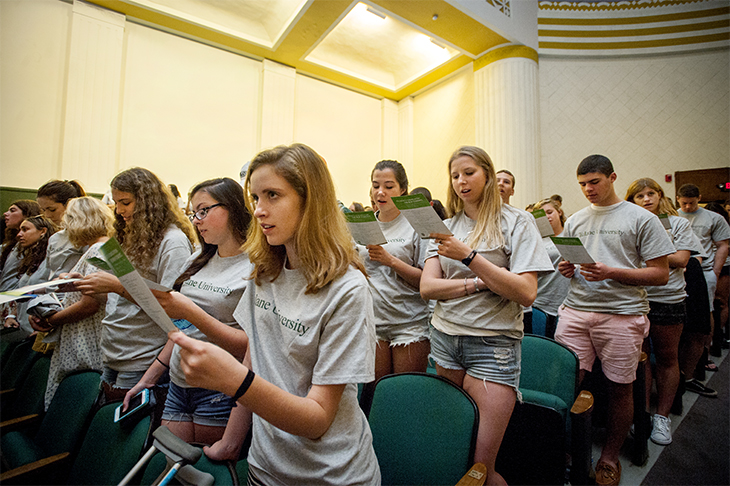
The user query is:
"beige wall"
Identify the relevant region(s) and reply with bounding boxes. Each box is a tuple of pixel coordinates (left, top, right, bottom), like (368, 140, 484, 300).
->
(412, 67, 476, 203)
(1, 0, 70, 187)
(293, 74, 381, 207)
(539, 51, 730, 216)
(119, 21, 261, 198)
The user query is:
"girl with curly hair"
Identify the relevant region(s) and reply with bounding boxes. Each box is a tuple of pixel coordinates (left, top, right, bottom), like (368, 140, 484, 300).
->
(76, 167, 195, 401)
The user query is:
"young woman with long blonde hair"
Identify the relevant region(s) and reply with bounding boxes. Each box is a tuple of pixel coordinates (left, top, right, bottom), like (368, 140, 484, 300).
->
(421, 146, 553, 485)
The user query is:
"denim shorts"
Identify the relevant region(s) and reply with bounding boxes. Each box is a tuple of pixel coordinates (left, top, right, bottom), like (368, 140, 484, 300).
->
(429, 326, 521, 391)
(162, 381, 236, 427)
(376, 318, 430, 346)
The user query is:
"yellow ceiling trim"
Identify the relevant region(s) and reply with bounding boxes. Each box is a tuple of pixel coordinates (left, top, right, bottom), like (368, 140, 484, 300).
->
(540, 20, 730, 38)
(473, 45, 538, 72)
(539, 31, 730, 49)
(539, 0, 713, 13)
(370, 0, 509, 57)
(538, 6, 730, 25)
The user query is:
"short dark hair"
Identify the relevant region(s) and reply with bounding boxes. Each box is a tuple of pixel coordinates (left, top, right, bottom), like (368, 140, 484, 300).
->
(677, 184, 700, 198)
(372, 160, 408, 195)
(577, 155, 614, 177)
(496, 169, 515, 188)
(410, 186, 432, 201)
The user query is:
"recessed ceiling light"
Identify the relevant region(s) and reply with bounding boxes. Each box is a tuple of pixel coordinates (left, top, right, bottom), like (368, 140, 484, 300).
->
(366, 7, 386, 19)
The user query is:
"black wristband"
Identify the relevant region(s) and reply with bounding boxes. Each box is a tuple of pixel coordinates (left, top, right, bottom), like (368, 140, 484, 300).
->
(461, 249, 478, 267)
(232, 369, 256, 401)
(155, 357, 170, 369)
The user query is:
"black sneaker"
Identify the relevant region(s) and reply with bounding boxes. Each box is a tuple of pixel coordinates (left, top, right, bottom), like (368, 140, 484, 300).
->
(685, 379, 718, 398)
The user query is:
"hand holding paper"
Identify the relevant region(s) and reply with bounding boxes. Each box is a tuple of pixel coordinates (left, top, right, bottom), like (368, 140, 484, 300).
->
(345, 211, 387, 246)
(390, 194, 451, 239)
(550, 236, 595, 265)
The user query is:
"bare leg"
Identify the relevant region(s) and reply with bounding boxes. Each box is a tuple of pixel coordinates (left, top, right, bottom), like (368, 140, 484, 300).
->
(374, 340, 393, 382)
(204, 404, 252, 461)
(679, 332, 706, 378)
(599, 381, 633, 468)
(164, 420, 195, 443)
(650, 324, 683, 417)
(391, 340, 430, 374)
(193, 424, 227, 446)
(463, 376, 516, 486)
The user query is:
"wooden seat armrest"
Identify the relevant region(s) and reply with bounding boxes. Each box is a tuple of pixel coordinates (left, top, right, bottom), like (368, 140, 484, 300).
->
(456, 462, 487, 486)
(0, 452, 70, 483)
(0, 414, 40, 431)
(569, 391, 594, 486)
(570, 390, 594, 416)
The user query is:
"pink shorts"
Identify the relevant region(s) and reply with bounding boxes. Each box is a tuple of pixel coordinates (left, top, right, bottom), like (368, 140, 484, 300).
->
(555, 306, 650, 384)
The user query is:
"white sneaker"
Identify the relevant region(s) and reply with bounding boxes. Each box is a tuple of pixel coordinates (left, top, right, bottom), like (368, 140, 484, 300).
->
(651, 414, 672, 445)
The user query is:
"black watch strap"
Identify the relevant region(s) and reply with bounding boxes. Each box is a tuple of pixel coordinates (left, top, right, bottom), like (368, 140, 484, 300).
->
(461, 250, 477, 267)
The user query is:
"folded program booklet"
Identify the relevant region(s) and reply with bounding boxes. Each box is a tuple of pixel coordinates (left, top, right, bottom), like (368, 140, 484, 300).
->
(531, 209, 555, 238)
(97, 237, 176, 333)
(390, 194, 452, 239)
(549, 236, 595, 265)
(345, 211, 387, 246)
(0, 278, 81, 305)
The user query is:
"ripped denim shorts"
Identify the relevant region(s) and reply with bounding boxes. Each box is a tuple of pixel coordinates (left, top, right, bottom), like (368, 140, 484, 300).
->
(429, 326, 521, 391)
(162, 381, 236, 427)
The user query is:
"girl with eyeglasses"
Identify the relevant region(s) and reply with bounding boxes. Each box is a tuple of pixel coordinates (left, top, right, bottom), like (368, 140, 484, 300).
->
(122, 178, 252, 446)
(75, 167, 195, 401)
(164, 144, 379, 485)
(3, 216, 56, 336)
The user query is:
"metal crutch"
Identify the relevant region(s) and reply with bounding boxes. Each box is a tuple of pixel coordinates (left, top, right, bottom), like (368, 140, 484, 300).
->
(118, 425, 214, 486)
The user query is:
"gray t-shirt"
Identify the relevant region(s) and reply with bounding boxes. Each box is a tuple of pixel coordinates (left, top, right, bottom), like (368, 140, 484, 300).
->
(233, 265, 379, 486)
(45, 230, 85, 280)
(562, 201, 675, 315)
(101, 226, 193, 372)
(0, 246, 22, 292)
(678, 207, 730, 272)
(356, 212, 428, 327)
(646, 215, 703, 304)
(533, 237, 571, 316)
(169, 251, 250, 387)
(425, 205, 554, 339)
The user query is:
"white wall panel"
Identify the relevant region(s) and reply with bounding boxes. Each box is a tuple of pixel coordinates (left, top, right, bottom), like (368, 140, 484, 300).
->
(539, 51, 730, 216)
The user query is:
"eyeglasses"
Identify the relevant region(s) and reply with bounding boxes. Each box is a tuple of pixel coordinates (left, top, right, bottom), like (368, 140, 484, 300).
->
(189, 203, 223, 222)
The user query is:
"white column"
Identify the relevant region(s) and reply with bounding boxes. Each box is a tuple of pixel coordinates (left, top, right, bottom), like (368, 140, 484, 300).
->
(60, 0, 125, 192)
(475, 49, 541, 210)
(381, 99, 399, 160)
(258, 59, 296, 150)
(398, 97, 414, 177)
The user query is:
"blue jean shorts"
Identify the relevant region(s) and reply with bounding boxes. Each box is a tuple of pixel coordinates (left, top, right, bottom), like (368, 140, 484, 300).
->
(162, 381, 236, 427)
(429, 326, 521, 391)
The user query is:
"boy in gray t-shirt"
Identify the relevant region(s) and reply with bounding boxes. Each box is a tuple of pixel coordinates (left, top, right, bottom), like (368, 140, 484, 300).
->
(555, 155, 673, 486)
